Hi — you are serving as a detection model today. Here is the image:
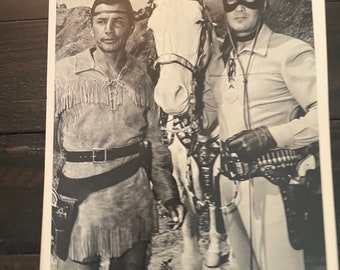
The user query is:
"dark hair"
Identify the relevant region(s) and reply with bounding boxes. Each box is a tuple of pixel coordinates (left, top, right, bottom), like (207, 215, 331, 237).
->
(90, 0, 134, 24)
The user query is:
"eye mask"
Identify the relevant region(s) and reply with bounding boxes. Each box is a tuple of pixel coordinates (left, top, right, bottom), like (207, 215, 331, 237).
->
(223, 0, 263, 12)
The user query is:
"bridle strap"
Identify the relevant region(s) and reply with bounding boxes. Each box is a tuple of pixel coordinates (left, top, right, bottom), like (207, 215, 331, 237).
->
(152, 2, 224, 210)
(156, 5, 215, 142)
(153, 3, 214, 76)
(153, 21, 213, 75)
(153, 53, 197, 73)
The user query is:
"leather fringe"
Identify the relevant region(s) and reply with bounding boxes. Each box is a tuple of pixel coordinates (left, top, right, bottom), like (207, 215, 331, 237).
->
(69, 215, 155, 260)
(55, 79, 152, 115)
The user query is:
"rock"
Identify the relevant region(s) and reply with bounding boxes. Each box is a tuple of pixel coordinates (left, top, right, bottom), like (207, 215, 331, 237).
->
(55, 0, 313, 63)
(205, 0, 313, 46)
(55, 6, 155, 62)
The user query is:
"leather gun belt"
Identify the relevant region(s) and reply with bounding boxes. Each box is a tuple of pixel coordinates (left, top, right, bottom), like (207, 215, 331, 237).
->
(63, 141, 141, 163)
(57, 156, 142, 202)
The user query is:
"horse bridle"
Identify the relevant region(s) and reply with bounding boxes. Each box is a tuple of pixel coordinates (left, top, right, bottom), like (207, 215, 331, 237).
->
(152, 8, 213, 78)
(151, 2, 224, 210)
(153, 53, 197, 74)
(154, 4, 214, 146)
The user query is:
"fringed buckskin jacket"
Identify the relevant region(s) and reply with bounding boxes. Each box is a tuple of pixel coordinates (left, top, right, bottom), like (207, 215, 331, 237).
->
(54, 48, 179, 262)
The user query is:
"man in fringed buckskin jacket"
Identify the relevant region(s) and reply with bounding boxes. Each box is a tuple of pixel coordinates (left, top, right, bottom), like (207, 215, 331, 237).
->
(52, 0, 184, 269)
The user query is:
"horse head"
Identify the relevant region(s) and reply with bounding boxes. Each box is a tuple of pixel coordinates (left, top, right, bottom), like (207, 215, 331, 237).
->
(148, 0, 216, 116)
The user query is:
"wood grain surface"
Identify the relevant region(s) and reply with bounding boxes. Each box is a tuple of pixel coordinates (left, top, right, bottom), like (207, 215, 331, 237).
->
(0, 0, 339, 269)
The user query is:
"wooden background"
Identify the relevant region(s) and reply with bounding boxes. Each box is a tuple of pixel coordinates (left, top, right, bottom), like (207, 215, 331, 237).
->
(0, 0, 339, 269)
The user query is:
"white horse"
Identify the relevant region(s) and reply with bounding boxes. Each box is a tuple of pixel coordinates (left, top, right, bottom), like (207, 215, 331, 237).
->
(148, 1, 322, 270)
(148, 0, 229, 269)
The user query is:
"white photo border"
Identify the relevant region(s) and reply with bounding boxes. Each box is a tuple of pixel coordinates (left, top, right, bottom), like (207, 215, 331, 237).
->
(40, 0, 339, 269)
(312, 0, 339, 268)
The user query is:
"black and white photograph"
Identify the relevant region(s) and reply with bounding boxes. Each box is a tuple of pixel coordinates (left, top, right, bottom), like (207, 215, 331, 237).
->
(39, 0, 338, 269)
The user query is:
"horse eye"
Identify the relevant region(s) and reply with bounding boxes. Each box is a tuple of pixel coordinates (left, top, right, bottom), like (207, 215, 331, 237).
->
(195, 19, 205, 24)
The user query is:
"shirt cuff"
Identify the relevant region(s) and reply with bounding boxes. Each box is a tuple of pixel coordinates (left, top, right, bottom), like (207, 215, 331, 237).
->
(268, 124, 295, 148)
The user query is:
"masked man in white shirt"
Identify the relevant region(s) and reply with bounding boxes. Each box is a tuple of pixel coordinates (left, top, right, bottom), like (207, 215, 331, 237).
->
(201, 0, 324, 269)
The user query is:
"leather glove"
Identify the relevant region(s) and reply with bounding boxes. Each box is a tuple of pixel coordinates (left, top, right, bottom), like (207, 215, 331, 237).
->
(226, 126, 277, 161)
(164, 198, 186, 230)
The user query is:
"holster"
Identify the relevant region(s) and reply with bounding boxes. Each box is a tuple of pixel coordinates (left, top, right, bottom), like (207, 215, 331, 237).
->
(52, 141, 150, 260)
(281, 161, 321, 250)
(52, 189, 78, 261)
(220, 142, 320, 250)
(280, 184, 308, 250)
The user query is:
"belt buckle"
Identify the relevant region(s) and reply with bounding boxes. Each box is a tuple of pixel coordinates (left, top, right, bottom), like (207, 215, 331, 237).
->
(92, 148, 107, 163)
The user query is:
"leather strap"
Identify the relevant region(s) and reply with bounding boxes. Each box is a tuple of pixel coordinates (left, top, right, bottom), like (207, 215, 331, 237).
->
(57, 156, 142, 202)
(154, 53, 196, 73)
(63, 141, 141, 163)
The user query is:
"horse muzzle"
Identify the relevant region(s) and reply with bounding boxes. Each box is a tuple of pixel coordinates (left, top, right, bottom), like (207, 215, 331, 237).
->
(154, 70, 191, 116)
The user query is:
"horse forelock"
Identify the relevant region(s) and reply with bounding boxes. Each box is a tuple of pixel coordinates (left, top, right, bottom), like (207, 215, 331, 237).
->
(149, 0, 217, 116)
(148, 0, 204, 66)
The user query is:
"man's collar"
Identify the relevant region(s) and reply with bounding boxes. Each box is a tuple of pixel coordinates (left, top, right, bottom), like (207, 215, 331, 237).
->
(74, 48, 96, 73)
(236, 24, 272, 56)
(217, 24, 273, 60)
(74, 47, 142, 75)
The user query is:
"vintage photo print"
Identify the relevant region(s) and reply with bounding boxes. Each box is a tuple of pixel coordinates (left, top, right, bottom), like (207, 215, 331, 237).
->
(40, 0, 338, 269)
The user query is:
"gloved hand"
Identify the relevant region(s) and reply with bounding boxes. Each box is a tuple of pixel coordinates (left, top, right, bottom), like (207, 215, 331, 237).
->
(226, 126, 277, 161)
(164, 198, 185, 230)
